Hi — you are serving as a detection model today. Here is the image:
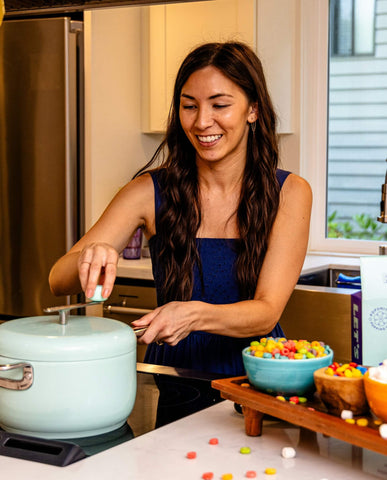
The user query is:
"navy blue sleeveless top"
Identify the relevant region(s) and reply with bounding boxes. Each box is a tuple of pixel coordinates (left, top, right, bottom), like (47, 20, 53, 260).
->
(144, 168, 291, 375)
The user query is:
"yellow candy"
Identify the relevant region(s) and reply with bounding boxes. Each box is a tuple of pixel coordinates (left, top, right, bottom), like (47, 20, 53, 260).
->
(264, 468, 277, 475)
(254, 351, 264, 357)
(344, 369, 353, 378)
(325, 367, 335, 376)
(222, 474, 233, 480)
(345, 418, 356, 424)
(357, 418, 368, 427)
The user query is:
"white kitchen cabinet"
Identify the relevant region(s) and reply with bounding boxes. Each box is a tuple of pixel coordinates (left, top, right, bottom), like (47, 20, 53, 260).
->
(141, 0, 295, 134)
(141, 0, 256, 133)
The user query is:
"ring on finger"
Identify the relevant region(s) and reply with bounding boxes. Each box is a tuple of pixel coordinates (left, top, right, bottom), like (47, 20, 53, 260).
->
(156, 340, 164, 346)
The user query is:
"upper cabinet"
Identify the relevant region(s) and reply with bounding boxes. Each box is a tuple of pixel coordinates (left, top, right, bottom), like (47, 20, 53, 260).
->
(141, 0, 295, 135)
(141, 0, 255, 134)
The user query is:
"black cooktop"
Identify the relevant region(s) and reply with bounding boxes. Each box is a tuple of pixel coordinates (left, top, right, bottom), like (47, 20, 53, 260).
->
(0, 422, 134, 466)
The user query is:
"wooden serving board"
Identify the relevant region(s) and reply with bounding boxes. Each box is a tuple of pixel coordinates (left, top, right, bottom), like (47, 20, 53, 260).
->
(211, 376, 387, 457)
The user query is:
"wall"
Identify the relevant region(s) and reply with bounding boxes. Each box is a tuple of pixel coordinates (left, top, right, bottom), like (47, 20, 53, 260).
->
(84, 6, 162, 230)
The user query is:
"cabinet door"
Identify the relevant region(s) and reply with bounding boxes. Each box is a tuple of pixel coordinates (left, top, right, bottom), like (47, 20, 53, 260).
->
(141, 0, 255, 133)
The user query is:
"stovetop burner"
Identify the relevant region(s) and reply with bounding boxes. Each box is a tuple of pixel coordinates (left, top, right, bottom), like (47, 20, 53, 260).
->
(0, 422, 134, 467)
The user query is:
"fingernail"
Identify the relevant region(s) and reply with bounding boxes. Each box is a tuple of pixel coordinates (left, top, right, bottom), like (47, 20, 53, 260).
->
(86, 289, 93, 299)
(102, 289, 109, 299)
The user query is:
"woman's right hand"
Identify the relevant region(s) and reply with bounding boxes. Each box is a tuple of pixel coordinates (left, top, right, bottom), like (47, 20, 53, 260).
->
(77, 242, 119, 299)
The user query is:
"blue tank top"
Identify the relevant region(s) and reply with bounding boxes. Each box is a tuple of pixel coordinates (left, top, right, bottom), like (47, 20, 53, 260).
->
(145, 168, 291, 375)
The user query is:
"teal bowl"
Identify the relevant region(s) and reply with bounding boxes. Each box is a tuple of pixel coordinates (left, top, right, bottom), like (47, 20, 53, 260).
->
(242, 346, 333, 396)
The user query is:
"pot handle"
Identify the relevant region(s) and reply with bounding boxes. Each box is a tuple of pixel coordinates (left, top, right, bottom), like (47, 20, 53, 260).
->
(0, 363, 33, 390)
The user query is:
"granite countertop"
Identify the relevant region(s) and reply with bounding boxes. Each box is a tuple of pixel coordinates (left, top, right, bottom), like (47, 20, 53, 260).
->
(116, 253, 362, 281)
(1, 401, 386, 479)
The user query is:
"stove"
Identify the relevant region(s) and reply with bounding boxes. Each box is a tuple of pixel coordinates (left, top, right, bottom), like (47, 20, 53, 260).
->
(0, 422, 134, 466)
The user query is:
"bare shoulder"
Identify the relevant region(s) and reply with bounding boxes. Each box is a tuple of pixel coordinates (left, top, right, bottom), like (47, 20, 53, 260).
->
(280, 173, 313, 205)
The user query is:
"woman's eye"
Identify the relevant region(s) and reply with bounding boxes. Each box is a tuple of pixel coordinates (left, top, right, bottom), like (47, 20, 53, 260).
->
(213, 104, 230, 109)
(182, 105, 196, 110)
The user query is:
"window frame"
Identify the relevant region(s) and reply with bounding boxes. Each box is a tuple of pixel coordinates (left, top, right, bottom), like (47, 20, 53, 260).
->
(300, 0, 381, 256)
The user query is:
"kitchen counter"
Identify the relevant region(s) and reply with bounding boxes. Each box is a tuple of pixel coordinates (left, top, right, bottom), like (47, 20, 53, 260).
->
(116, 253, 362, 281)
(1, 400, 386, 479)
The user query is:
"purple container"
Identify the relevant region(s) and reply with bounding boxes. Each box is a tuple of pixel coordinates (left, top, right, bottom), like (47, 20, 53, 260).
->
(123, 228, 142, 259)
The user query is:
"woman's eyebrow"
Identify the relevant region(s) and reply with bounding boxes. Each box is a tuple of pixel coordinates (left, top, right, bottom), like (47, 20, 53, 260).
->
(180, 93, 234, 100)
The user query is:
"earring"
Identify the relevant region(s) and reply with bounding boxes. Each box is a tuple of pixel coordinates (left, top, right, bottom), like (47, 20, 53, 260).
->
(250, 121, 256, 134)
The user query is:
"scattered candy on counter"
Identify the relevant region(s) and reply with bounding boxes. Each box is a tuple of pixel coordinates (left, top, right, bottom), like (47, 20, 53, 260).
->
(202, 473, 214, 480)
(324, 362, 367, 377)
(281, 446, 296, 458)
(245, 471, 257, 478)
(221, 474, 233, 480)
(209, 437, 219, 445)
(246, 337, 330, 359)
(264, 467, 277, 475)
(239, 446, 251, 454)
(241, 383, 250, 388)
(186, 451, 196, 459)
(379, 424, 387, 439)
(340, 409, 353, 420)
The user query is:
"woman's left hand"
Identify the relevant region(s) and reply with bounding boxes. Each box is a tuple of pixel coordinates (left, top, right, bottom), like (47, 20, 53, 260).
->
(132, 301, 201, 346)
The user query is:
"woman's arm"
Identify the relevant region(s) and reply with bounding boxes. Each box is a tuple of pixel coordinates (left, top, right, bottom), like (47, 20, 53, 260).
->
(133, 173, 312, 345)
(49, 174, 155, 299)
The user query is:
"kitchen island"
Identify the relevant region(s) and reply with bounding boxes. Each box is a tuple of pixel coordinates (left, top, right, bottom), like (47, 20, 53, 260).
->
(1, 400, 386, 479)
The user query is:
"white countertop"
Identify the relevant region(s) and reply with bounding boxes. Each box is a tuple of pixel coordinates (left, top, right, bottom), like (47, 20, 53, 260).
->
(2, 401, 386, 479)
(116, 253, 361, 280)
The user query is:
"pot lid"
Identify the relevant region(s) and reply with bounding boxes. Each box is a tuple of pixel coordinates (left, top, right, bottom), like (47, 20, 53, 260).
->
(0, 315, 136, 362)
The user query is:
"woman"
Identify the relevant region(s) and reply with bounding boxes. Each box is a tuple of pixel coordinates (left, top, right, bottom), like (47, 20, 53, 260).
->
(49, 41, 312, 380)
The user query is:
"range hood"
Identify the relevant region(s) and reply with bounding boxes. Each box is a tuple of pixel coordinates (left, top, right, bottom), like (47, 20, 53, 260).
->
(4, 0, 198, 18)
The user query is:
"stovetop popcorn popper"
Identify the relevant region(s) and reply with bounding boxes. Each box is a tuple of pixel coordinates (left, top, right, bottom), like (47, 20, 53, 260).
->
(0, 297, 137, 466)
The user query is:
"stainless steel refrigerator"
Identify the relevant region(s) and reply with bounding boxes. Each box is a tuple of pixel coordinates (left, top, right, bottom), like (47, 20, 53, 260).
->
(0, 17, 84, 318)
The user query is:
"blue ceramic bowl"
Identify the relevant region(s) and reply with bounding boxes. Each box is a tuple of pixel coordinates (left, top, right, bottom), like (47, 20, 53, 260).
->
(242, 346, 334, 396)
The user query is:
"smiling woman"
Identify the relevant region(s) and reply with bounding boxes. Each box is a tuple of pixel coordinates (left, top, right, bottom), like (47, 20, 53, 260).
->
(179, 66, 256, 168)
(49, 41, 312, 426)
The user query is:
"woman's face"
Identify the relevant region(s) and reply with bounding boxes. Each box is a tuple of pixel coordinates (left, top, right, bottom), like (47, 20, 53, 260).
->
(179, 66, 257, 167)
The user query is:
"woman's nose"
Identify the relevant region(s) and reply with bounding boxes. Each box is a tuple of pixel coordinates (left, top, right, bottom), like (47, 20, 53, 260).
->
(194, 106, 214, 129)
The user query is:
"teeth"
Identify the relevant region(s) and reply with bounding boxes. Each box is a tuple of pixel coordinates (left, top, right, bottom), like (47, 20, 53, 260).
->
(197, 135, 222, 143)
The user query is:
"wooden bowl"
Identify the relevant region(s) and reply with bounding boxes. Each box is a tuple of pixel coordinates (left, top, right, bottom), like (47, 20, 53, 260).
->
(313, 367, 368, 416)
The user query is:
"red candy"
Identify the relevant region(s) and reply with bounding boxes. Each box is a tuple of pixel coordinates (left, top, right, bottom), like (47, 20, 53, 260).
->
(209, 437, 219, 445)
(245, 471, 257, 478)
(202, 473, 214, 480)
(186, 451, 197, 459)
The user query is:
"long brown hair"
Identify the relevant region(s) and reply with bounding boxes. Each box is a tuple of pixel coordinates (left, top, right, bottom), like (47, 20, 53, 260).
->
(136, 42, 280, 302)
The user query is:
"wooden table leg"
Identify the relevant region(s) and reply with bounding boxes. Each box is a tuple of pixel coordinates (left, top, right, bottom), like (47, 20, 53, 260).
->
(242, 406, 264, 436)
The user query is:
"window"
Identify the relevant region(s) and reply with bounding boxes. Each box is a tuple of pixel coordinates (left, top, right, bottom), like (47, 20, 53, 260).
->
(330, 0, 376, 56)
(301, 0, 387, 255)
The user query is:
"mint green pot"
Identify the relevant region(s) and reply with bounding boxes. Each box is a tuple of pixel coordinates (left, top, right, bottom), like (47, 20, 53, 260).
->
(0, 315, 137, 439)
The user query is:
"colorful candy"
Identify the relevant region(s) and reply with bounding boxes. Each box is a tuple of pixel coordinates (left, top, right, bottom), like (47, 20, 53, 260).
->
(239, 446, 251, 454)
(186, 451, 196, 459)
(202, 473, 214, 480)
(209, 437, 219, 445)
(324, 362, 366, 377)
(264, 467, 277, 475)
(245, 471, 257, 478)
(246, 338, 329, 360)
(281, 446, 296, 458)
